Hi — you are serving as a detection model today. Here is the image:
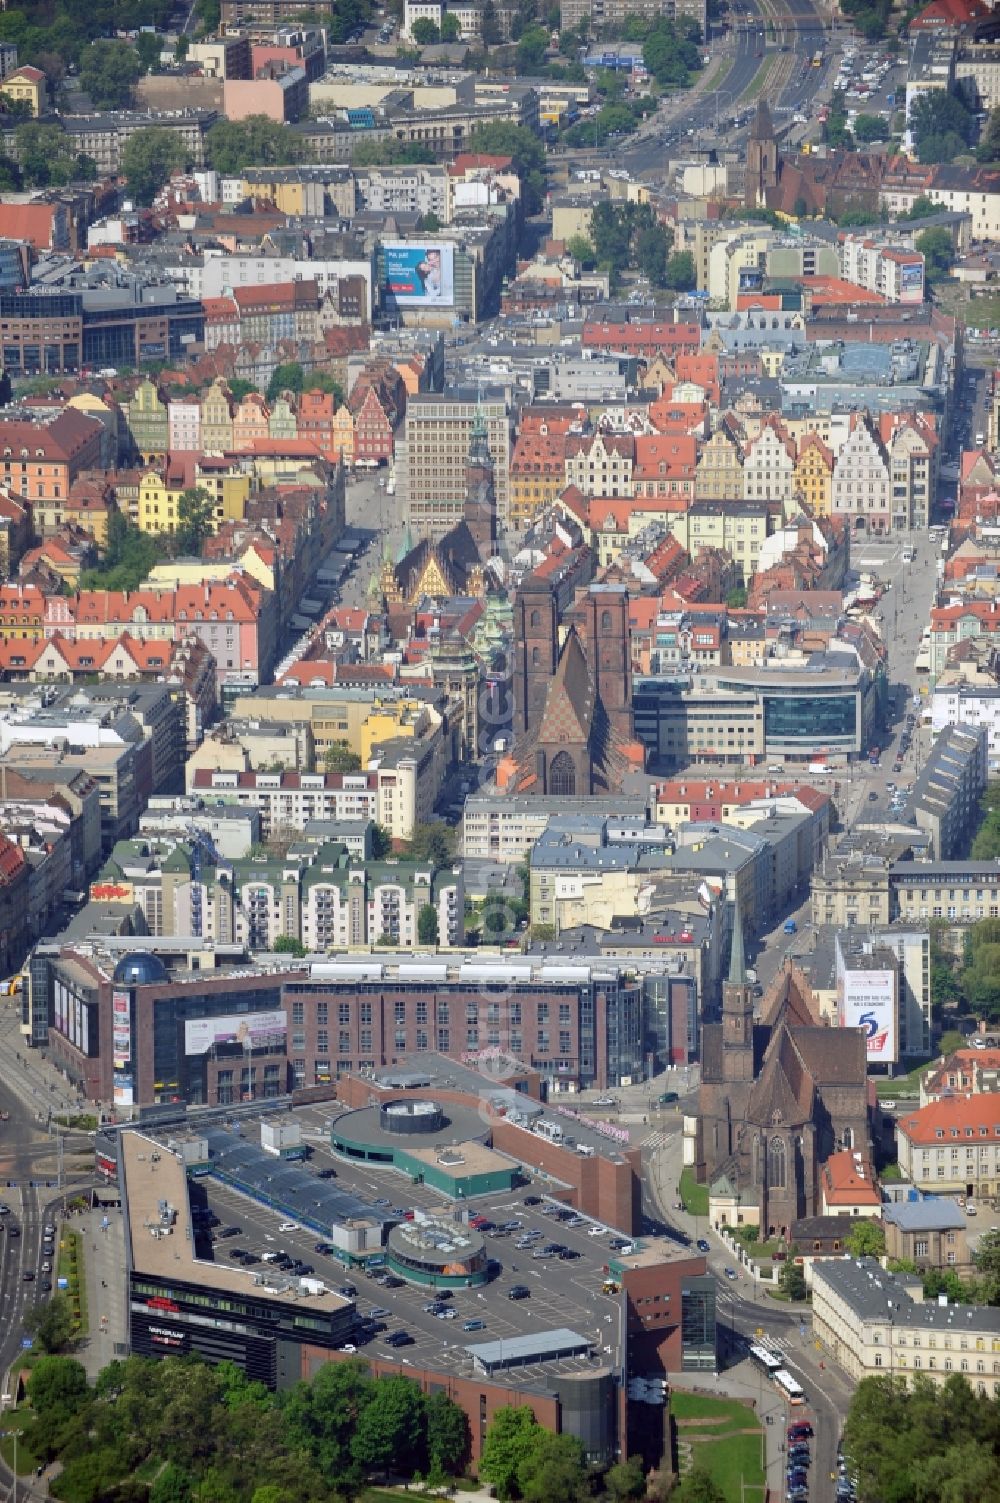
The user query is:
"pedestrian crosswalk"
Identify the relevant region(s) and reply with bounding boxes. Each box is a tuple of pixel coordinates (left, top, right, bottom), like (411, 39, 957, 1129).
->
(640, 1130, 670, 1151)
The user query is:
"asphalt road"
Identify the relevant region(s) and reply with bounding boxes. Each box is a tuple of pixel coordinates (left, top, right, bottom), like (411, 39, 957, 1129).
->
(644, 1135, 853, 1503)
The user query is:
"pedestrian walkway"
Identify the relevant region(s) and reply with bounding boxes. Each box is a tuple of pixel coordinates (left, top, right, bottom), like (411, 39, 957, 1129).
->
(77, 1208, 127, 1382)
(0, 1007, 83, 1120)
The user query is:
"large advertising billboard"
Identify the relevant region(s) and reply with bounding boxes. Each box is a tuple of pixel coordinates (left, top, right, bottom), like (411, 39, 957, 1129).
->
(384, 242, 454, 308)
(839, 966, 897, 1064)
(184, 1009, 288, 1057)
(112, 988, 131, 1068)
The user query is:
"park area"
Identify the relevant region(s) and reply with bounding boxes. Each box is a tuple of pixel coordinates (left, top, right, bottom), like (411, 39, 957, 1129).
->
(671, 1393, 767, 1503)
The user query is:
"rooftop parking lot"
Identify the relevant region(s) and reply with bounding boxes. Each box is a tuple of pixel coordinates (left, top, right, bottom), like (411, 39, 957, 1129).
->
(185, 1109, 643, 1381)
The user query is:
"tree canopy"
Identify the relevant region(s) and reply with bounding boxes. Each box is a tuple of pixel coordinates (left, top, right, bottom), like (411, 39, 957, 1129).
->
(909, 90, 977, 164)
(843, 1372, 1000, 1503)
(464, 122, 546, 213)
(122, 127, 186, 205)
(915, 225, 954, 282)
(588, 200, 674, 288)
(642, 16, 702, 88)
(78, 39, 141, 108)
(21, 1353, 470, 1502)
(205, 116, 313, 176)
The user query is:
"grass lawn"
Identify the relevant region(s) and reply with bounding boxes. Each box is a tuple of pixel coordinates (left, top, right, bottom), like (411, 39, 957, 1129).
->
(672, 1392, 766, 1503)
(672, 1394, 755, 1426)
(744, 54, 777, 103)
(57, 1229, 88, 1338)
(0, 1415, 40, 1475)
(875, 1060, 933, 1098)
(679, 1167, 709, 1216)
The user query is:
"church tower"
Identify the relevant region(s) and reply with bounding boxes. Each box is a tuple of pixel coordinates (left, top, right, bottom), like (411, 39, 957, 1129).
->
(721, 901, 755, 1083)
(584, 583, 632, 742)
(463, 407, 497, 561)
(745, 99, 778, 209)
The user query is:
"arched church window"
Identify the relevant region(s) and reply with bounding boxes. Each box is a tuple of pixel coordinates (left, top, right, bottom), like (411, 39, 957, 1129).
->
(530, 610, 541, 628)
(549, 751, 576, 797)
(532, 648, 541, 667)
(601, 610, 613, 630)
(768, 1136, 786, 1189)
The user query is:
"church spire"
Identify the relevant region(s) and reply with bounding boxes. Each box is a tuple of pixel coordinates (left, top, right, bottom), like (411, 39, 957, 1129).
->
(728, 899, 747, 988)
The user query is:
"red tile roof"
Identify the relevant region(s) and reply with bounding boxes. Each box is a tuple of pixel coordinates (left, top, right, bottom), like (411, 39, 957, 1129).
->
(897, 1093, 1000, 1145)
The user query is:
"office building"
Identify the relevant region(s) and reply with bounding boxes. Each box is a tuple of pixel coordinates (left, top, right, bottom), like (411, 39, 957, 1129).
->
(403, 388, 511, 538)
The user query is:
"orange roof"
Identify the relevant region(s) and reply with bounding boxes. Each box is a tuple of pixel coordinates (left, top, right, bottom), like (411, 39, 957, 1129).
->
(0, 203, 58, 250)
(820, 1150, 880, 1206)
(808, 276, 886, 306)
(897, 1093, 1000, 1145)
(633, 433, 697, 478)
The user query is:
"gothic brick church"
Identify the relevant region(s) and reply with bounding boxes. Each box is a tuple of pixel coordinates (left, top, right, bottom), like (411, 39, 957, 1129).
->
(696, 908, 872, 1238)
(503, 561, 644, 796)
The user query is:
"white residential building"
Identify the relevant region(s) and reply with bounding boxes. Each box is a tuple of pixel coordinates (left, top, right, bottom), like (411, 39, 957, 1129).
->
(931, 682, 1000, 772)
(831, 417, 891, 533)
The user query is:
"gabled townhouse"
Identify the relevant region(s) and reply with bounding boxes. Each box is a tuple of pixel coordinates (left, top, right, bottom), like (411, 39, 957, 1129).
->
(831, 414, 891, 533)
(742, 417, 796, 508)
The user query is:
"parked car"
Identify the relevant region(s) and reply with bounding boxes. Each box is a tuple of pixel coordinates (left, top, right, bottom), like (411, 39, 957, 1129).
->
(508, 1285, 531, 1300)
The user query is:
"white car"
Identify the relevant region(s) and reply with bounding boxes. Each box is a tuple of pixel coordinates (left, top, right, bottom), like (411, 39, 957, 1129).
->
(588, 1225, 607, 1237)
(340, 1344, 358, 1353)
(278, 1221, 300, 1232)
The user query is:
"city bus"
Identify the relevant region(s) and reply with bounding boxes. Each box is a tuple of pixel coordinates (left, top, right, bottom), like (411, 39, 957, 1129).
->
(748, 1343, 783, 1376)
(811, 49, 823, 67)
(774, 1369, 806, 1405)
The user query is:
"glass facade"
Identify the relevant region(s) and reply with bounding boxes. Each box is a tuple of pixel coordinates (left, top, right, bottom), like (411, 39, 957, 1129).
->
(681, 1276, 717, 1371)
(762, 691, 856, 746)
(152, 986, 284, 1104)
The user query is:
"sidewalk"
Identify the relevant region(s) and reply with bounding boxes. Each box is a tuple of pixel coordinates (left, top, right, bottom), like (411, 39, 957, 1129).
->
(0, 1007, 85, 1121)
(76, 1208, 127, 1382)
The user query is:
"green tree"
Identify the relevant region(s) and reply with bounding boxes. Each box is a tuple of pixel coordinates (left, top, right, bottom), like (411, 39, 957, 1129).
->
(370, 822, 393, 858)
(465, 122, 546, 213)
(408, 821, 455, 866)
(149, 1462, 194, 1503)
(135, 30, 163, 73)
(517, 1432, 587, 1503)
(271, 936, 306, 957)
(351, 137, 436, 166)
(323, 740, 362, 773)
(14, 123, 80, 188)
(425, 1390, 469, 1476)
(726, 585, 747, 608)
(480, 1407, 543, 1501)
(846, 1220, 886, 1259)
(779, 1257, 807, 1301)
(417, 904, 439, 946)
(637, 224, 669, 285)
(27, 1355, 90, 1416)
(675, 1467, 725, 1503)
(440, 12, 461, 39)
(606, 1457, 646, 1503)
(916, 225, 954, 282)
(412, 17, 440, 42)
(282, 1356, 373, 1487)
(205, 115, 312, 174)
(79, 39, 141, 107)
(910, 90, 976, 163)
(516, 24, 549, 69)
(175, 486, 214, 555)
(974, 1227, 1000, 1303)
(480, 0, 502, 44)
(566, 233, 594, 265)
(175, 34, 190, 63)
(23, 1292, 76, 1354)
(923, 1268, 972, 1304)
(854, 112, 888, 143)
(419, 210, 443, 232)
(664, 250, 696, 290)
(122, 126, 185, 205)
(793, 195, 809, 219)
(351, 1374, 427, 1477)
(642, 16, 702, 88)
